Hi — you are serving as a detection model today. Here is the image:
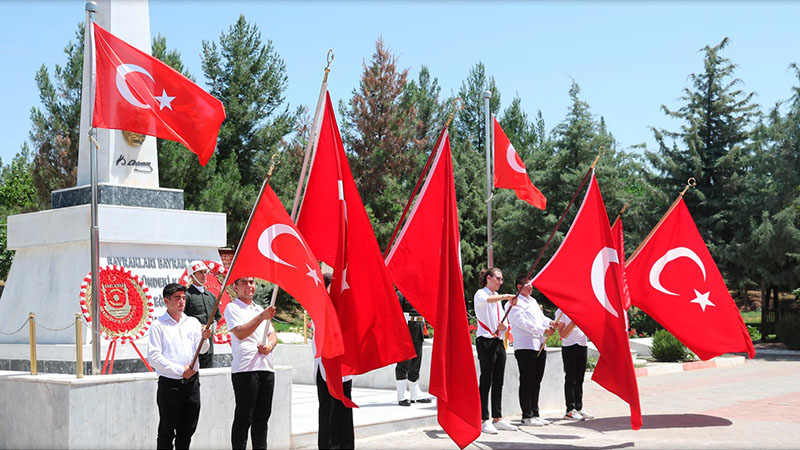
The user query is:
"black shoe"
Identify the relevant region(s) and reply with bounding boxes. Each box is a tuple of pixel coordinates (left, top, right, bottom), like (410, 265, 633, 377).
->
(411, 397, 433, 404)
(398, 399, 411, 406)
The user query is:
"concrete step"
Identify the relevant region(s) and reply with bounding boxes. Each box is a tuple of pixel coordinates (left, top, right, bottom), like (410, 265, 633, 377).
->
(291, 385, 438, 449)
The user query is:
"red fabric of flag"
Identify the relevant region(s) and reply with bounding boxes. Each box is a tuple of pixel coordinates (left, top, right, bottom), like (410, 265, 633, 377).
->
(224, 183, 344, 362)
(493, 118, 546, 209)
(626, 199, 755, 360)
(532, 172, 642, 430)
(386, 129, 481, 449)
(91, 23, 225, 166)
(296, 92, 416, 404)
(611, 218, 633, 319)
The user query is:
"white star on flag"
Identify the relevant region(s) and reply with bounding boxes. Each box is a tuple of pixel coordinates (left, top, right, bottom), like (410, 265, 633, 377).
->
(340, 265, 350, 294)
(305, 264, 321, 287)
(154, 89, 175, 110)
(690, 289, 715, 312)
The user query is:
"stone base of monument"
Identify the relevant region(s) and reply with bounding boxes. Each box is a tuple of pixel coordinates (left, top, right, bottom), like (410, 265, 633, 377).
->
(0, 366, 292, 449)
(0, 203, 226, 346)
(51, 183, 185, 210)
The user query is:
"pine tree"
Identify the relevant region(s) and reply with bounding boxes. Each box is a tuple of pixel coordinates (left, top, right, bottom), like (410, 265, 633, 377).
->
(647, 38, 759, 291)
(0, 146, 41, 279)
(201, 15, 297, 245)
(28, 23, 84, 207)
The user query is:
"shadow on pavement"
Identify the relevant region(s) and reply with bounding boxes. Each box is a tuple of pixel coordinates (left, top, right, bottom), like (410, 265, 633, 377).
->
(561, 413, 732, 431)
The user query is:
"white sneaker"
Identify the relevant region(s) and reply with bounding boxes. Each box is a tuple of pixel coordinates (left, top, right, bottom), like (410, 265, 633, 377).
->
(481, 420, 498, 434)
(521, 417, 546, 426)
(536, 417, 551, 425)
(564, 409, 584, 421)
(577, 410, 594, 420)
(492, 419, 518, 431)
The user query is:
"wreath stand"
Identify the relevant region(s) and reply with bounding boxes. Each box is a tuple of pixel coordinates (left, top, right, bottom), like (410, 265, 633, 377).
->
(101, 337, 153, 375)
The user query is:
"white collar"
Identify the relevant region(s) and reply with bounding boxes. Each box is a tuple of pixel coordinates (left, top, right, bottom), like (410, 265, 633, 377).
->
(160, 312, 186, 325)
(192, 284, 205, 293)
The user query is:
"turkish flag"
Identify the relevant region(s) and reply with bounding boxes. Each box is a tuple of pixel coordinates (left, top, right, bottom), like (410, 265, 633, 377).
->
(611, 217, 632, 319)
(532, 172, 642, 430)
(493, 118, 546, 209)
(625, 199, 755, 360)
(297, 92, 416, 404)
(91, 23, 225, 166)
(386, 129, 481, 449)
(225, 183, 344, 363)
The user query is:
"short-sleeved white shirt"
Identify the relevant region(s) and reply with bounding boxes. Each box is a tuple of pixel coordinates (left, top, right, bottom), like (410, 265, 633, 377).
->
(556, 309, 587, 347)
(474, 287, 506, 339)
(225, 298, 275, 373)
(506, 295, 552, 351)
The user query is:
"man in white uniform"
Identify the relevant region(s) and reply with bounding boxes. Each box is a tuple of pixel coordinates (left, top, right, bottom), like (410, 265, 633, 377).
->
(225, 277, 277, 450)
(148, 283, 212, 449)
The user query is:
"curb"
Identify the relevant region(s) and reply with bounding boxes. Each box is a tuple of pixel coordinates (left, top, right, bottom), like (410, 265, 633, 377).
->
(634, 355, 745, 377)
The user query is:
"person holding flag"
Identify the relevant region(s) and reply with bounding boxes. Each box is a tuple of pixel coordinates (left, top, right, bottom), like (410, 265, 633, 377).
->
(555, 308, 593, 421)
(184, 260, 221, 368)
(474, 268, 518, 434)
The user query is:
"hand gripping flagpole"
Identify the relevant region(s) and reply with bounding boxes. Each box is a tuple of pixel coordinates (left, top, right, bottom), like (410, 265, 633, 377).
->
(626, 177, 696, 266)
(188, 154, 281, 369)
(384, 98, 463, 257)
(494, 148, 605, 336)
(260, 51, 335, 346)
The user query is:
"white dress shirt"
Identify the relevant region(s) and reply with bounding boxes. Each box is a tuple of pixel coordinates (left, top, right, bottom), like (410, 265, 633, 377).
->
(474, 287, 507, 339)
(556, 309, 588, 347)
(506, 295, 553, 351)
(225, 298, 275, 374)
(148, 312, 209, 379)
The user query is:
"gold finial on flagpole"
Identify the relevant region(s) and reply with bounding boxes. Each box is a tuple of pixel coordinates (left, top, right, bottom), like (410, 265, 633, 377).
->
(590, 146, 605, 169)
(323, 50, 335, 83)
(620, 203, 629, 215)
(679, 177, 697, 197)
(444, 97, 463, 129)
(265, 152, 280, 184)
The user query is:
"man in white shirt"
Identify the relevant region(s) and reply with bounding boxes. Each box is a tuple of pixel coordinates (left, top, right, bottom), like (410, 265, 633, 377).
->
(224, 277, 277, 450)
(507, 275, 556, 426)
(473, 268, 518, 434)
(148, 283, 212, 450)
(556, 309, 594, 421)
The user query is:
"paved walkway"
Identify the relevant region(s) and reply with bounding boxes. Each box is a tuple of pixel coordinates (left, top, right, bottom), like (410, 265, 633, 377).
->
(353, 356, 800, 449)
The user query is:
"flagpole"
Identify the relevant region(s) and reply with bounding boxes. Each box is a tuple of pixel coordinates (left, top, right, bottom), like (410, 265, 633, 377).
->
(495, 150, 604, 334)
(626, 177, 696, 267)
(611, 203, 629, 229)
(263, 50, 334, 344)
(484, 91, 494, 268)
(84, 1, 102, 376)
(383, 99, 463, 258)
(189, 154, 281, 369)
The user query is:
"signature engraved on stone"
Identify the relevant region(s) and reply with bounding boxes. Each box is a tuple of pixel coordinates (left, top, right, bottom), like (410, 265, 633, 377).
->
(115, 154, 154, 173)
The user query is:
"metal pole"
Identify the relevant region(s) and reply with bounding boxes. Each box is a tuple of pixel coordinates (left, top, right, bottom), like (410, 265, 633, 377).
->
(85, 1, 101, 375)
(75, 314, 84, 378)
(484, 90, 494, 268)
(28, 313, 37, 375)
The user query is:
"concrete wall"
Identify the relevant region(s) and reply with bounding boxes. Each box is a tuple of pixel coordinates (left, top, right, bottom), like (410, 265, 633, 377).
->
(0, 366, 291, 449)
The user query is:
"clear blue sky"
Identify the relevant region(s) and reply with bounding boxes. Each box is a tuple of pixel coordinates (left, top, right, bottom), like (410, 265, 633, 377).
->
(2, 1, 799, 165)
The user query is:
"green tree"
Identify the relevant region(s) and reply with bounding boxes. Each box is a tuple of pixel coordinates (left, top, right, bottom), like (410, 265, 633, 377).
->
(0, 146, 41, 279)
(28, 22, 84, 207)
(647, 38, 759, 292)
(200, 15, 297, 245)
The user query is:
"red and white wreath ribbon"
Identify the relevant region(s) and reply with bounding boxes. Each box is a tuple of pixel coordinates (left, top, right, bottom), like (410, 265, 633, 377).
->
(79, 265, 154, 342)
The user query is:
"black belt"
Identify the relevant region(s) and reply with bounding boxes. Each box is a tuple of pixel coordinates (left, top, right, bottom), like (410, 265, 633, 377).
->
(159, 373, 198, 385)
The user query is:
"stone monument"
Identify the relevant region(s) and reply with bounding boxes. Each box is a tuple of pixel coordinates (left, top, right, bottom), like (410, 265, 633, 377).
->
(0, 0, 227, 371)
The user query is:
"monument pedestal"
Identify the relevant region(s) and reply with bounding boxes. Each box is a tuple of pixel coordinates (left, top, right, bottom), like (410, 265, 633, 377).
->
(0, 203, 226, 345)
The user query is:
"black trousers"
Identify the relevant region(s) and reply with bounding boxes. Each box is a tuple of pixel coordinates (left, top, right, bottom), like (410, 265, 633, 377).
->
(395, 321, 424, 381)
(231, 370, 275, 450)
(316, 371, 354, 449)
(199, 338, 214, 368)
(156, 376, 201, 450)
(514, 349, 547, 419)
(562, 344, 587, 412)
(476, 336, 506, 420)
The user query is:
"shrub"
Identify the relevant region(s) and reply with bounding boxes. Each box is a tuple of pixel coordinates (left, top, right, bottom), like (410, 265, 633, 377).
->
(586, 356, 597, 371)
(546, 332, 562, 348)
(747, 325, 762, 342)
(651, 329, 690, 362)
(776, 315, 800, 350)
(628, 307, 662, 337)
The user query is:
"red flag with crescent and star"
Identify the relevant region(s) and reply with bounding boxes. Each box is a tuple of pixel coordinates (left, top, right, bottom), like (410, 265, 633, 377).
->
(386, 128, 481, 449)
(532, 171, 642, 430)
(224, 183, 344, 364)
(493, 117, 546, 209)
(91, 23, 225, 166)
(625, 198, 755, 360)
(296, 92, 416, 406)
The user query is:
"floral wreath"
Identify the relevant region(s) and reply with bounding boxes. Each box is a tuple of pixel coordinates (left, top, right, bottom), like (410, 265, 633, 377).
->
(179, 260, 235, 345)
(79, 265, 154, 342)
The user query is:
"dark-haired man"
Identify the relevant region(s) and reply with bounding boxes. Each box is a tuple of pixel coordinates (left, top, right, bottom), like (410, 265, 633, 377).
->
(184, 260, 221, 368)
(148, 283, 212, 449)
(225, 277, 277, 450)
